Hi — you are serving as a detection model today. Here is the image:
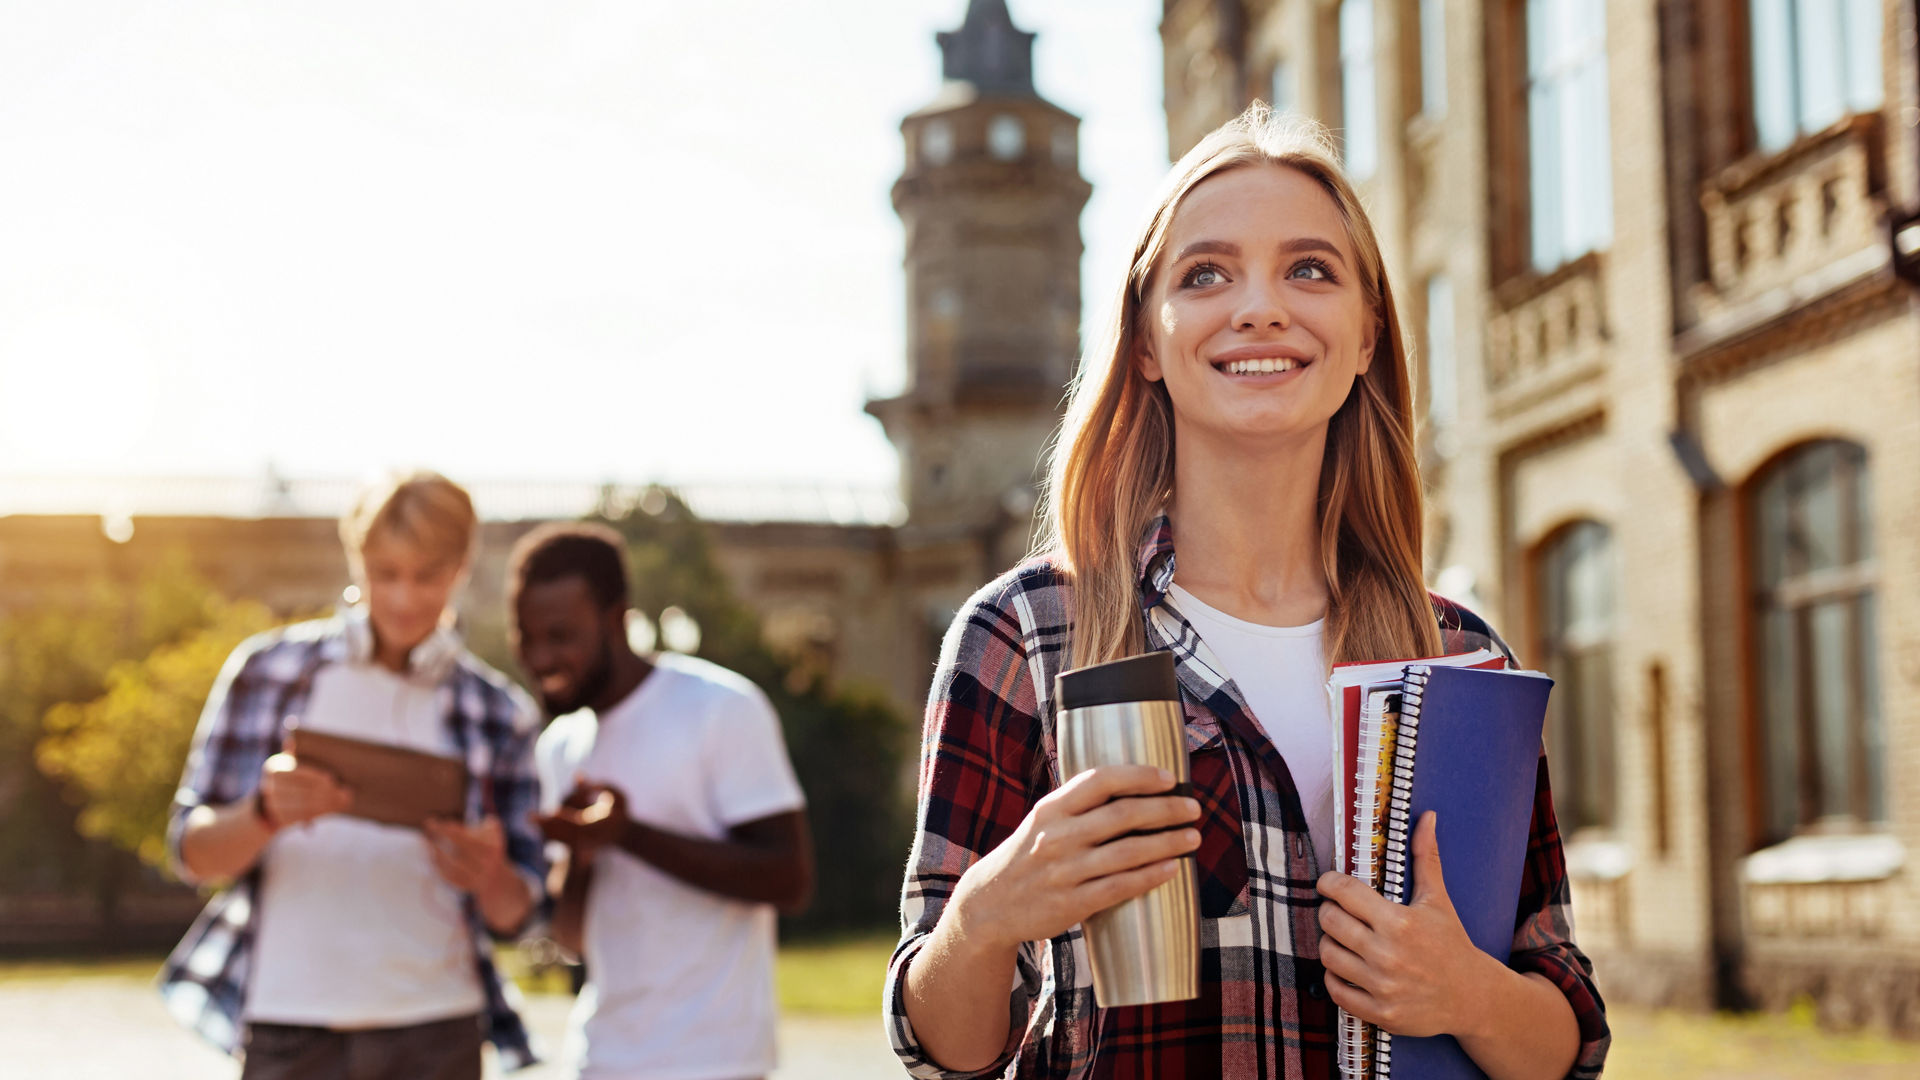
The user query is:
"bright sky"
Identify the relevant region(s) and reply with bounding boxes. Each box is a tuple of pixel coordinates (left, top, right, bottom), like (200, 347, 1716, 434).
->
(0, 0, 1167, 490)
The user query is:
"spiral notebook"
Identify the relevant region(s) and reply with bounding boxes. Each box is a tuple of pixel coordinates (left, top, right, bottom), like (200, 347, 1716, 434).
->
(1330, 660, 1552, 1080)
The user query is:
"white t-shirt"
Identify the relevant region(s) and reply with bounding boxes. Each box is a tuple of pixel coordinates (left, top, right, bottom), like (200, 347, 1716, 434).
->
(535, 652, 807, 1080)
(246, 663, 485, 1028)
(1166, 583, 1336, 871)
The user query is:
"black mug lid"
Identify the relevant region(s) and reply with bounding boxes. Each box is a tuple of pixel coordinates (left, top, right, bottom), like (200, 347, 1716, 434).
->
(1055, 650, 1181, 711)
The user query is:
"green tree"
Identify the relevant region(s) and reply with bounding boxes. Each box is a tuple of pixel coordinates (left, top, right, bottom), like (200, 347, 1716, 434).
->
(595, 487, 910, 936)
(37, 595, 278, 868)
(0, 559, 221, 891)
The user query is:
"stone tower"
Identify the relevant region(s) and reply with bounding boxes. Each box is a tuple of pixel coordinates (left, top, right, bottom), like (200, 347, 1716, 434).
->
(868, 0, 1091, 541)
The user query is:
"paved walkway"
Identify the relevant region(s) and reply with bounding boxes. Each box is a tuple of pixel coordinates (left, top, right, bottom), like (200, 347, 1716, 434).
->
(0, 975, 903, 1079)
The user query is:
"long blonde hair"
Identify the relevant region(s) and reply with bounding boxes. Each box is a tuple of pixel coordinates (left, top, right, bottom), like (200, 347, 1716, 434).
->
(1036, 103, 1441, 669)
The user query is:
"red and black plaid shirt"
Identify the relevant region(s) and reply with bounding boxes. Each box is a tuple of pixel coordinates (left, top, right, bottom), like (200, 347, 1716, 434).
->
(886, 517, 1610, 1078)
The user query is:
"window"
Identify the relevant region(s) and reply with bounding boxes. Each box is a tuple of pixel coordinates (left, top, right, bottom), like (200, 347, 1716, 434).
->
(923, 120, 954, 166)
(988, 114, 1025, 161)
(1525, 0, 1612, 272)
(1423, 275, 1457, 427)
(1538, 521, 1617, 833)
(1419, 0, 1447, 117)
(1271, 58, 1297, 115)
(1749, 0, 1883, 152)
(1750, 441, 1882, 841)
(1339, 0, 1378, 180)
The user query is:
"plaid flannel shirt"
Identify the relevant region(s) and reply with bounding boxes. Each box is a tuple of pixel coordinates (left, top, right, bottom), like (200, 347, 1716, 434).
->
(157, 614, 550, 1070)
(887, 516, 1610, 1078)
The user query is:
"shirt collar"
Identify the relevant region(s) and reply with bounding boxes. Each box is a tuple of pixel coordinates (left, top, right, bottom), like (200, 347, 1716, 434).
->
(1136, 512, 1178, 613)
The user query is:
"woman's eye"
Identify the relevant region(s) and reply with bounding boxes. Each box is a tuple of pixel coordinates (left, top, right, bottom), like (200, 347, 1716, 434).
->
(1289, 259, 1334, 282)
(1181, 263, 1225, 288)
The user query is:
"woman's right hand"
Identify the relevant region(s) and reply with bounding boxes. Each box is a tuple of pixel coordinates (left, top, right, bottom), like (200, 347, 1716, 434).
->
(258, 738, 353, 828)
(944, 764, 1203, 954)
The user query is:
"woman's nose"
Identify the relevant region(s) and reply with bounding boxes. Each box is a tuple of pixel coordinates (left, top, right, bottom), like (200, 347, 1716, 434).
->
(1233, 278, 1291, 331)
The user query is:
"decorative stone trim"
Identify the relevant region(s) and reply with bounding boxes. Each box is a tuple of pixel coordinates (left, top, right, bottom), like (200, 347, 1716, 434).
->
(1485, 253, 1607, 416)
(1680, 113, 1895, 376)
(1742, 833, 1905, 886)
(1565, 836, 1634, 882)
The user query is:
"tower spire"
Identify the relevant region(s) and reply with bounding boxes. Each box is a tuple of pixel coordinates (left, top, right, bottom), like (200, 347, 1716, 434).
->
(936, 0, 1036, 96)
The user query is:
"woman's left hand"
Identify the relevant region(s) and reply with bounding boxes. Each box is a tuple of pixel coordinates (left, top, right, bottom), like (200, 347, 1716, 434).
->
(1314, 810, 1503, 1038)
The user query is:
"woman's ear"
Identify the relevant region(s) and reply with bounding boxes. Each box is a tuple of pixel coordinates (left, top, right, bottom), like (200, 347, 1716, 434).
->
(1135, 337, 1164, 383)
(1356, 314, 1379, 376)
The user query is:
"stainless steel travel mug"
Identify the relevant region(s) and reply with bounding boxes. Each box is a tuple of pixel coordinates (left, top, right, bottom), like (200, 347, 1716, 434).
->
(1055, 650, 1200, 1007)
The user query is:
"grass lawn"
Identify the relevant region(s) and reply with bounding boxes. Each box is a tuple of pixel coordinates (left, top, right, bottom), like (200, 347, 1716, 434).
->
(1605, 998, 1920, 1079)
(7, 944, 1919, 1075)
(775, 933, 896, 1017)
(0, 954, 163, 984)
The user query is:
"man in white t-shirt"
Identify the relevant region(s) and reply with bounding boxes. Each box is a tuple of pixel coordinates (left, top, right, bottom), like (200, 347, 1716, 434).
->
(509, 523, 813, 1080)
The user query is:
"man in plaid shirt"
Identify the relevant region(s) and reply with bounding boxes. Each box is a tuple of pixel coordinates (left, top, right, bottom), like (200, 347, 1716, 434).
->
(885, 519, 1611, 1078)
(159, 472, 548, 1077)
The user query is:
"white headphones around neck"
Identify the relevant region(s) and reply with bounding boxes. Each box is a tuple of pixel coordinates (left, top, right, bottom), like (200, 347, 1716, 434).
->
(341, 604, 463, 684)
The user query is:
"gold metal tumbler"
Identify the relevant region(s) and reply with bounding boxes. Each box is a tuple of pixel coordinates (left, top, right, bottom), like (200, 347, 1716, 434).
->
(1055, 651, 1200, 1007)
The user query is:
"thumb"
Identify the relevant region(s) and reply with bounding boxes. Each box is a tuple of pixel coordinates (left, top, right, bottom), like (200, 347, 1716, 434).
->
(1409, 811, 1450, 908)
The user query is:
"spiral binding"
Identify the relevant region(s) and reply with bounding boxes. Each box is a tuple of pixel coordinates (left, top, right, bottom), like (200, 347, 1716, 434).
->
(1368, 664, 1433, 1077)
(1338, 690, 1401, 1080)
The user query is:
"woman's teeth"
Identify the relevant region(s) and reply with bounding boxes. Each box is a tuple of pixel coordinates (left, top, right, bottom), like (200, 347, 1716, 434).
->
(1222, 358, 1301, 375)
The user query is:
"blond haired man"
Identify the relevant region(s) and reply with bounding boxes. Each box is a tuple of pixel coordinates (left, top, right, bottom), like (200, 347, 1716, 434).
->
(161, 470, 548, 1079)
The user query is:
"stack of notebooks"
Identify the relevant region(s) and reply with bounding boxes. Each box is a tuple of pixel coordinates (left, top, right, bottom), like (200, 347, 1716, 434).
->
(1326, 650, 1554, 1080)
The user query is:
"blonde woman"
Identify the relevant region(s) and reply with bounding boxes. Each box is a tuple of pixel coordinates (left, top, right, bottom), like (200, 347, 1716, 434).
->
(162, 470, 547, 1080)
(885, 106, 1608, 1079)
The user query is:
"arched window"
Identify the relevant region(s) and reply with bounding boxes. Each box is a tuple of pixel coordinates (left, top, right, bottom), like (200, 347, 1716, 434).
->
(987, 114, 1025, 161)
(1538, 520, 1616, 833)
(922, 120, 954, 166)
(1750, 440, 1882, 841)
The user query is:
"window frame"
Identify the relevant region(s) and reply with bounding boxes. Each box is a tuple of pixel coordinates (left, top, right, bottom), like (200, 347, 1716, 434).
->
(1533, 519, 1620, 836)
(1745, 0, 1885, 155)
(1743, 439, 1883, 845)
(1417, 0, 1447, 119)
(1486, 0, 1614, 282)
(1338, 0, 1380, 181)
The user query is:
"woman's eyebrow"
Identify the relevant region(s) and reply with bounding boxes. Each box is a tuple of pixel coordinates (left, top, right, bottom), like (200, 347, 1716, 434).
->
(1281, 236, 1349, 266)
(1170, 239, 1239, 262)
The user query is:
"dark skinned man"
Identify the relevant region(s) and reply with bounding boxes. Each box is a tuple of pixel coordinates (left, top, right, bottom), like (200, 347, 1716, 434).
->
(508, 523, 812, 1080)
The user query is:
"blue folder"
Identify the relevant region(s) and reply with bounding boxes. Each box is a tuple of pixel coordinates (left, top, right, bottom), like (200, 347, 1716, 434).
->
(1376, 663, 1552, 1079)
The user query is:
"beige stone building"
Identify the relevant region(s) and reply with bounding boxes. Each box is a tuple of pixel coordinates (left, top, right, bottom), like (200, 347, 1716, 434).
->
(1164, 0, 1920, 1030)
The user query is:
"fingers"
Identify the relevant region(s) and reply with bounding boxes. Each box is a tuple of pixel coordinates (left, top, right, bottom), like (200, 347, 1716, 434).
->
(1072, 857, 1183, 913)
(1071, 826, 1201, 884)
(1408, 811, 1449, 907)
(1323, 969, 1384, 1027)
(425, 817, 504, 854)
(427, 837, 477, 890)
(1315, 871, 1399, 931)
(1317, 892, 1380, 955)
(1065, 791, 1201, 848)
(577, 791, 619, 825)
(260, 758, 352, 825)
(1043, 765, 1179, 818)
(1318, 932, 1375, 990)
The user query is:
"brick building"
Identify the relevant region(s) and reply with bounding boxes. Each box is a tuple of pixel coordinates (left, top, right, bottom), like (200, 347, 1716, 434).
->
(1163, 0, 1920, 1030)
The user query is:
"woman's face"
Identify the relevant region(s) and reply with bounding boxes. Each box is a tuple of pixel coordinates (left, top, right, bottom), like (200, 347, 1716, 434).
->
(360, 532, 465, 655)
(1138, 164, 1376, 449)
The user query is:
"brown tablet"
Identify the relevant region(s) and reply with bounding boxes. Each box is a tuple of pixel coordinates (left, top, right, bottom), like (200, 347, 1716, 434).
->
(288, 728, 469, 829)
